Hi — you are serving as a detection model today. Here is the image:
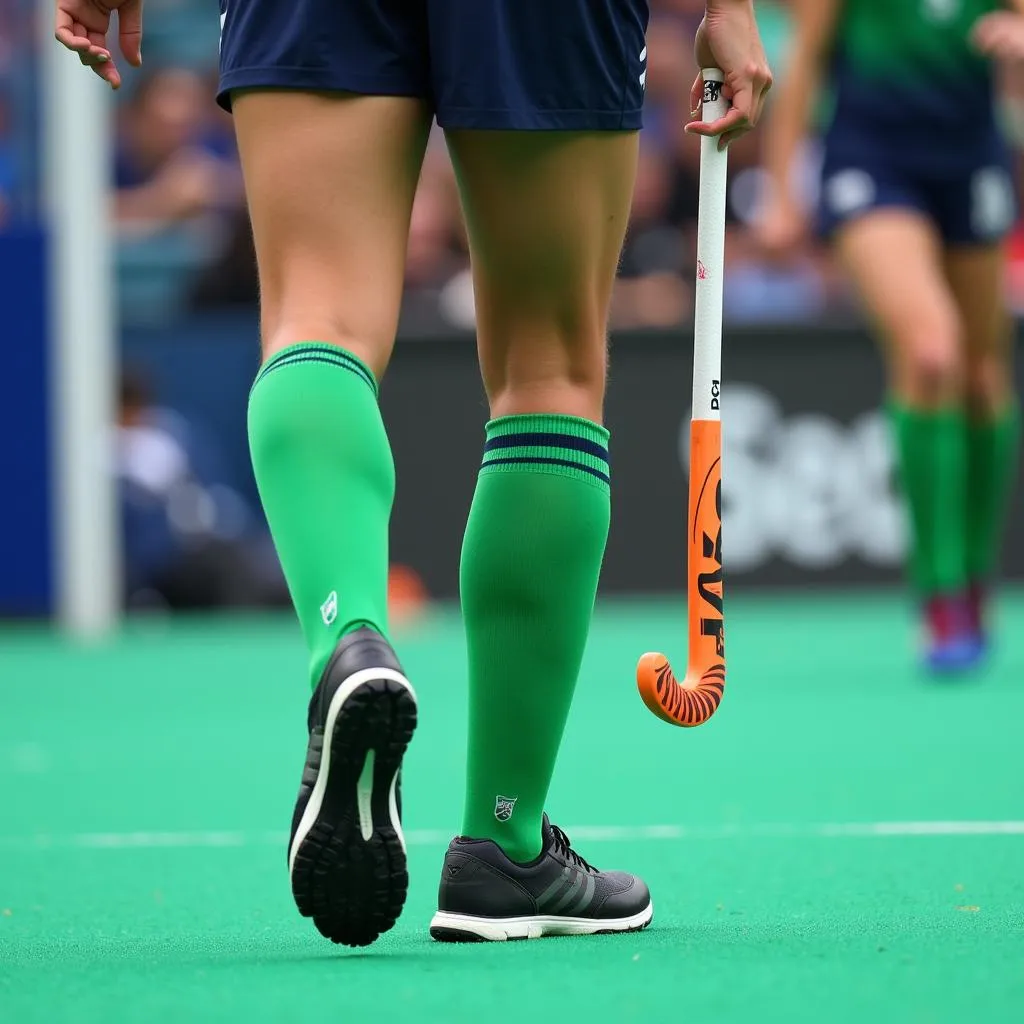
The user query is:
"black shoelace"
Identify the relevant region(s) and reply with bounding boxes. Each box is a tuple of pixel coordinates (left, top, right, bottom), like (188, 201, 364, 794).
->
(549, 824, 596, 873)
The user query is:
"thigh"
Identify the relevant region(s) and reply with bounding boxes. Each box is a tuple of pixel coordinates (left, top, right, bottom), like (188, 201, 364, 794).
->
(232, 91, 431, 375)
(428, 0, 649, 131)
(445, 129, 639, 421)
(834, 209, 961, 389)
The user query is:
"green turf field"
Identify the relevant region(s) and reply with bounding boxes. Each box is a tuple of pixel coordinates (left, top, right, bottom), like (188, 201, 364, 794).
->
(2, 592, 1023, 1023)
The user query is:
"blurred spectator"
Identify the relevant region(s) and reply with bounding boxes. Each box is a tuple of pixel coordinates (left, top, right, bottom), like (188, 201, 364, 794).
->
(642, 7, 695, 149)
(607, 8, 695, 329)
(613, 142, 691, 329)
(115, 67, 243, 325)
(115, 67, 240, 238)
(406, 144, 466, 296)
(407, 141, 473, 331)
(117, 366, 288, 610)
(723, 135, 836, 323)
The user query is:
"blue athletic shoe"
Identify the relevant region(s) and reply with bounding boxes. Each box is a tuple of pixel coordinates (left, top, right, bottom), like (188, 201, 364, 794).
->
(924, 636, 982, 674)
(922, 595, 983, 675)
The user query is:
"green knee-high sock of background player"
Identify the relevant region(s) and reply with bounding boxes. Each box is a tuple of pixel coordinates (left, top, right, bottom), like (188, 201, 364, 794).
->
(460, 414, 611, 863)
(965, 404, 1021, 582)
(248, 343, 394, 688)
(888, 402, 968, 595)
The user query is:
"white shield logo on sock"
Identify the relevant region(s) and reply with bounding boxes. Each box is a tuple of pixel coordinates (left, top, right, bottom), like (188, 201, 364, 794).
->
(320, 591, 338, 627)
(494, 796, 518, 822)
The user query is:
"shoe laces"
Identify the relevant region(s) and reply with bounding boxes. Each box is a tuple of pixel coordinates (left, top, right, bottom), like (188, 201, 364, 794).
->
(549, 824, 595, 873)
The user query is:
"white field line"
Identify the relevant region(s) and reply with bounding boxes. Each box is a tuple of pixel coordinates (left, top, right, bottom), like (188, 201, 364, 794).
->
(2, 821, 1024, 852)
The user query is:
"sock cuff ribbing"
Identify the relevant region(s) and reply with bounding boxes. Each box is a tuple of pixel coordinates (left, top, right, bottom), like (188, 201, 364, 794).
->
(480, 414, 610, 490)
(251, 342, 379, 399)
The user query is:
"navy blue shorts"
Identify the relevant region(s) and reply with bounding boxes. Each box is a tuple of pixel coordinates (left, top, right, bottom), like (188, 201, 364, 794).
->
(819, 123, 1017, 247)
(217, 0, 650, 131)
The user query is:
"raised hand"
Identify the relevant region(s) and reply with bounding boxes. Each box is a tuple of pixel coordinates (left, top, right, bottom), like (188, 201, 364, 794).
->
(54, 0, 143, 90)
(972, 11, 1024, 64)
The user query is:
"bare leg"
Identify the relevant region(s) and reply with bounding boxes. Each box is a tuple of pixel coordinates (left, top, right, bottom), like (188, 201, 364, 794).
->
(835, 210, 962, 409)
(835, 210, 971, 664)
(945, 243, 1020, 631)
(233, 91, 430, 373)
(235, 91, 430, 945)
(447, 129, 639, 859)
(449, 130, 639, 422)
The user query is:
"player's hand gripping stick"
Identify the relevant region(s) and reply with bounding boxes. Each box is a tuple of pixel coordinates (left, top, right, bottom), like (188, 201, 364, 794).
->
(637, 70, 727, 727)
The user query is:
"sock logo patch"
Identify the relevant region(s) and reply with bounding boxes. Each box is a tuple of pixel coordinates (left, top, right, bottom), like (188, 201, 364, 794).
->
(320, 591, 338, 627)
(494, 796, 518, 822)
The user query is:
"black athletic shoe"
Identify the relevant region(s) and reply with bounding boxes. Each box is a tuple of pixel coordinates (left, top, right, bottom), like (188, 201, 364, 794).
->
(429, 815, 653, 941)
(288, 627, 417, 947)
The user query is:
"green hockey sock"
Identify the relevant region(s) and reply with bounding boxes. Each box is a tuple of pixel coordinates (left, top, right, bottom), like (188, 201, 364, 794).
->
(248, 343, 394, 688)
(965, 404, 1021, 581)
(888, 402, 968, 595)
(460, 414, 611, 862)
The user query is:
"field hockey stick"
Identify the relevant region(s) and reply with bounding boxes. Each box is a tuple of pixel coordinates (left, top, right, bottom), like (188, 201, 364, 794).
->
(636, 69, 728, 727)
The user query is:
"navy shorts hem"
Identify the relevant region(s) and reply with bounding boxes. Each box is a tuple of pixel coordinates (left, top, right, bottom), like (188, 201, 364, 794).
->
(217, 68, 425, 111)
(816, 198, 926, 242)
(819, 201, 1013, 248)
(217, 71, 644, 130)
(436, 106, 643, 131)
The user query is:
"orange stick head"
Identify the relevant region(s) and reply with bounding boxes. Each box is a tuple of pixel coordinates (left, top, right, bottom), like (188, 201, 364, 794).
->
(637, 420, 725, 727)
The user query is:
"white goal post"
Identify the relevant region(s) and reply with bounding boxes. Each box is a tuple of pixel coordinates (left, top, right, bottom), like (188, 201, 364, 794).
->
(41, 24, 121, 637)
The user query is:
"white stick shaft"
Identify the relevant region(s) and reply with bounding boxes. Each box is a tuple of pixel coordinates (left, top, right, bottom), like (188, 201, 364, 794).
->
(43, 39, 121, 636)
(691, 69, 729, 423)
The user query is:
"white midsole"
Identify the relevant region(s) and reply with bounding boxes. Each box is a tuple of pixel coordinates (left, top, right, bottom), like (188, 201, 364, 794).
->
(429, 902, 653, 941)
(356, 750, 376, 841)
(288, 667, 417, 875)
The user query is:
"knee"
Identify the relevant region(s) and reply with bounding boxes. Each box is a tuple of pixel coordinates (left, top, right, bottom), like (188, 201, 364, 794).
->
(484, 327, 608, 422)
(890, 323, 963, 407)
(260, 319, 393, 380)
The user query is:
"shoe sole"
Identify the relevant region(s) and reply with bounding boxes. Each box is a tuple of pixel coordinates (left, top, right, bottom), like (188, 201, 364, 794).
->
(289, 667, 417, 947)
(428, 902, 653, 942)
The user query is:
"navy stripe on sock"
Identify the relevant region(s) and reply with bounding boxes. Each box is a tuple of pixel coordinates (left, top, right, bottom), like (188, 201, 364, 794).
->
(254, 351, 376, 395)
(262, 348, 375, 389)
(262, 342, 366, 370)
(484, 432, 609, 463)
(483, 456, 611, 485)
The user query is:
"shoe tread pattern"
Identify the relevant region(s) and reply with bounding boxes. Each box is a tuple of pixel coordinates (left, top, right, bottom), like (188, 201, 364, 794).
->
(291, 677, 416, 947)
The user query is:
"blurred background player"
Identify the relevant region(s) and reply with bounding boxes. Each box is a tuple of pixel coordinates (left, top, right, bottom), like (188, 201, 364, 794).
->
(55, 0, 771, 945)
(116, 366, 288, 612)
(760, 0, 1024, 674)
